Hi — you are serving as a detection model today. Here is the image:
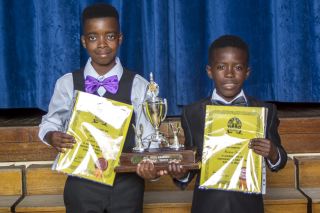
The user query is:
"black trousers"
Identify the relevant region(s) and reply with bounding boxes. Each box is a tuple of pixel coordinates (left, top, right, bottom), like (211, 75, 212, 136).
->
(191, 187, 264, 213)
(64, 173, 144, 213)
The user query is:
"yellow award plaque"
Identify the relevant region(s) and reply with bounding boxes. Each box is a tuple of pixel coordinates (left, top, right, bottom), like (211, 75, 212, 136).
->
(200, 105, 266, 193)
(53, 91, 133, 186)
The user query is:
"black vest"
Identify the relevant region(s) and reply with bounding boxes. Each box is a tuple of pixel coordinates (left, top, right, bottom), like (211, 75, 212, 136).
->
(72, 69, 136, 152)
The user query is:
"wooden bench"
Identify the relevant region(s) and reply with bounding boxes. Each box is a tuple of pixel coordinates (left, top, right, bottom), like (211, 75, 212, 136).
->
(279, 117, 320, 154)
(1, 115, 319, 162)
(144, 191, 192, 213)
(264, 158, 308, 213)
(0, 126, 57, 162)
(2, 114, 319, 213)
(14, 164, 66, 213)
(295, 156, 320, 213)
(1, 114, 319, 162)
(144, 175, 195, 213)
(0, 166, 23, 213)
(12, 162, 309, 213)
(14, 163, 194, 213)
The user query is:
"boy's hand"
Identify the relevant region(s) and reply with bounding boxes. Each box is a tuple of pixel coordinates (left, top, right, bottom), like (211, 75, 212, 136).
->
(249, 138, 279, 164)
(44, 131, 75, 153)
(136, 160, 167, 180)
(168, 161, 189, 180)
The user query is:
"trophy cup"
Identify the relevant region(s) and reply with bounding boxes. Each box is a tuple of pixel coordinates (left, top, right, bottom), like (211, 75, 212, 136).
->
(143, 73, 169, 148)
(115, 73, 199, 172)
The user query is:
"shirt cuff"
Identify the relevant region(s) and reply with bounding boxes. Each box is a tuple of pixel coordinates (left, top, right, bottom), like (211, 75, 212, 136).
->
(267, 148, 281, 168)
(38, 126, 58, 146)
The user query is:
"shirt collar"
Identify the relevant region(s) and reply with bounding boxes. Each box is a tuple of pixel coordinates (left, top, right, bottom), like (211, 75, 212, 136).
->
(211, 89, 247, 104)
(83, 57, 123, 81)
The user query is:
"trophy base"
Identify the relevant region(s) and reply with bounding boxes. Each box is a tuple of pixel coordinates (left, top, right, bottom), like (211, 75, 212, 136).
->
(115, 148, 199, 173)
(132, 146, 146, 153)
(115, 162, 200, 173)
(169, 143, 184, 150)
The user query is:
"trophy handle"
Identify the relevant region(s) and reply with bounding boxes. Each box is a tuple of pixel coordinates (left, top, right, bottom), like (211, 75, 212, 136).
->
(161, 98, 168, 122)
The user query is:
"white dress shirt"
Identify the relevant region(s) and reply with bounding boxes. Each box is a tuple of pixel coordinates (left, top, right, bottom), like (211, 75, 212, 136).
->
(39, 57, 155, 148)
(211, 89, 248, 104)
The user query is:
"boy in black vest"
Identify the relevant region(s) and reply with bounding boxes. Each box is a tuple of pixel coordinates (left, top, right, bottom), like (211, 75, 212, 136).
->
(39, 3, 154, 213)
(168, 35, 287, 213)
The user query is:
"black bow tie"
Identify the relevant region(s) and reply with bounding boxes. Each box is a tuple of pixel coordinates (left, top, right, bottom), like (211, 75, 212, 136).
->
(211, 96, 247, 106)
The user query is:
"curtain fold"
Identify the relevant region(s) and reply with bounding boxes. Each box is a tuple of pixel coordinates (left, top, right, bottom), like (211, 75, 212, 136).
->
(0, 0, 319, 115)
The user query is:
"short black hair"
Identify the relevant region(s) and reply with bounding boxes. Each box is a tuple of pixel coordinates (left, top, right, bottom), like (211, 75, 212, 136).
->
(82, 3, 119, 26)
(208, 35, 249, 64)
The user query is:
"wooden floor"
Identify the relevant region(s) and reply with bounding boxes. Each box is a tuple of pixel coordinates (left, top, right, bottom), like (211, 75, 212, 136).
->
(0, 104, 319, 213)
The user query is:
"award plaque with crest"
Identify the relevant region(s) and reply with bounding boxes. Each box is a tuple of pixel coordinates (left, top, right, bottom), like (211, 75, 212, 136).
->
(115, 73, 199, 172)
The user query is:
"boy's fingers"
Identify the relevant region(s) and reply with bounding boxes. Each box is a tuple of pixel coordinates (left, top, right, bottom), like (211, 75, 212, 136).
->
(176, 164, 184, 173)
(55, 147, 65, 153)
(60, 142, 74, 149)
(60, 134, 76, 143)
(167, 162, 187, 179)
(62, 138, 76, 144)
(136, 163, 146, 177)
(249, 139, 271, 150)
(168, 163, 179, 173)
(157, 170, 167, 176)
(252, 146, 269, 156)
(136, 160, 159, 179)
(252, 147, 270, 157)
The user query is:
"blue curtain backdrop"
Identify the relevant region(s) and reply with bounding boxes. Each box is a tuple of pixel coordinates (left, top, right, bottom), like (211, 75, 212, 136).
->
(0, 0, 319, 115)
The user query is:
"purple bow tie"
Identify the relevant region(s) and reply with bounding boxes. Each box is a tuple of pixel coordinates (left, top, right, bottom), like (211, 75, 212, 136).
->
(85, 75, 119, 94)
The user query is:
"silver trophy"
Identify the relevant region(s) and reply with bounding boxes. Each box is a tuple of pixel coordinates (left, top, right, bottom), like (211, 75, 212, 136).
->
(132, 124, 145, 152)
(143, 73, 169, 148)
(169, 122, 184, 150)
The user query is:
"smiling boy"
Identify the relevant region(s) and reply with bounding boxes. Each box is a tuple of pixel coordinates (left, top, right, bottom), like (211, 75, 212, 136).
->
(169, 35, 287, 213)
(39, 3, 153, 213)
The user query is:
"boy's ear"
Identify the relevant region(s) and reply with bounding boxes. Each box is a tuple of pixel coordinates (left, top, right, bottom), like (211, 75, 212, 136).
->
(81, 35, 86, 49)
(206, 65, 213, 79)
(118, 33, 123, 45)
(245, 67, 251, 79)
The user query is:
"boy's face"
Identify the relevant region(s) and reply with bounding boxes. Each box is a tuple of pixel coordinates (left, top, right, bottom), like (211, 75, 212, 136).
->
(207, 47, 250, 102)
(81, 17, 122, 75)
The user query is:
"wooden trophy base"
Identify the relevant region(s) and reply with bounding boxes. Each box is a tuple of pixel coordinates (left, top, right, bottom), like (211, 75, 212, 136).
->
(115, 148, 199, 173)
